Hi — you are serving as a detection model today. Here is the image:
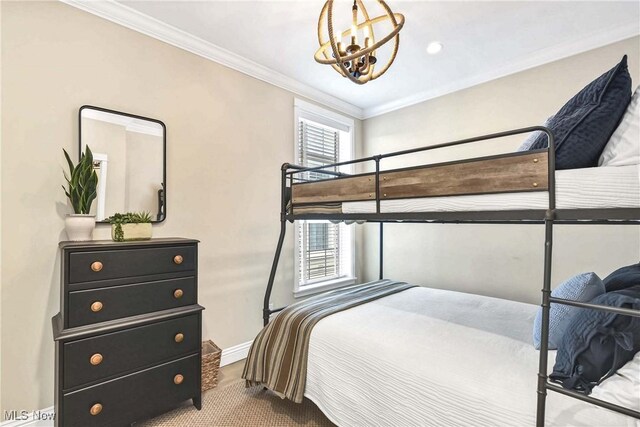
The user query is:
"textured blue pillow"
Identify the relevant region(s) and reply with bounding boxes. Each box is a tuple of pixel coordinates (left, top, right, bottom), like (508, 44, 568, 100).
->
(603, 262, 640, 292)
(526, 56, 632, 169)
(533, 273, 605, 349)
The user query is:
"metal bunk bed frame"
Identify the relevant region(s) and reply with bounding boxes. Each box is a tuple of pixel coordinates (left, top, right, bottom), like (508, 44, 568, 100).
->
(262, 126, 640, 426)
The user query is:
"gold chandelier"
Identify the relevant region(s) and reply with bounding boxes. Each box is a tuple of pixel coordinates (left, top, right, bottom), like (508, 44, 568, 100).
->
(314, 0, 405, 85)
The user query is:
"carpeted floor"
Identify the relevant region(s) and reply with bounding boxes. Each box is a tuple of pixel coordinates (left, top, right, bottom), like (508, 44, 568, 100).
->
(138, 362, 335, 427)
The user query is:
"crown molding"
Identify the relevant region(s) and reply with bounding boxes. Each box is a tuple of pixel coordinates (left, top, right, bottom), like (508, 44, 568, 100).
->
(60, 0, 365, 120)
(362, 22, 640, 119)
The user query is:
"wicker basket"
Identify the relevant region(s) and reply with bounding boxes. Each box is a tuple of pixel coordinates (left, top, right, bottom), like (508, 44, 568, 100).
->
(201, 340, 221, 392)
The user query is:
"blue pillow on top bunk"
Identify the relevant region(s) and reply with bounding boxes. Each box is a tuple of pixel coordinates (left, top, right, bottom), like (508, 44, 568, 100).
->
(550, 286, 640, 394)
(533, 273, 605, 350)
(602, 262, 640, 292)
(525, 55, 632, 169)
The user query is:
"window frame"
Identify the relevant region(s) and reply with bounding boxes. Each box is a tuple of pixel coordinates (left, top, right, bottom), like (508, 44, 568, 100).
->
(293, 99, 356, 298)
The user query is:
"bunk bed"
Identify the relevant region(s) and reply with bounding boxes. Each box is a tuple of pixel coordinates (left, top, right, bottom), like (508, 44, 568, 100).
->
(256, 127, 640, 427)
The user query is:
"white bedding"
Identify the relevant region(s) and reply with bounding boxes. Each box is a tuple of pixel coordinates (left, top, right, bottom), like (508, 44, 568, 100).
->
(342, 165, 640, 213)
(305, 287, 640, 426)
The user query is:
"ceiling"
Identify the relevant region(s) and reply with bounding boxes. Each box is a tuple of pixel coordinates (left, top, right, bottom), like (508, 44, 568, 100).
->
(87, 1, 639, 118)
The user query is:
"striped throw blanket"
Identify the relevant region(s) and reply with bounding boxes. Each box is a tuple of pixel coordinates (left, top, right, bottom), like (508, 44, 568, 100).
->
(242, 280, 416, 403)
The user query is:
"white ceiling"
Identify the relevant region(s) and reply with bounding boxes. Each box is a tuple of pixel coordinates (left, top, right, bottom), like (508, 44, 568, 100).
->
(93, 1, 639, 117)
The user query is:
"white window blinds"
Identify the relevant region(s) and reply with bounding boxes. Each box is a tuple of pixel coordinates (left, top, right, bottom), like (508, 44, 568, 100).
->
(297, 119, 345, 285)
(298, 120, 339, 181)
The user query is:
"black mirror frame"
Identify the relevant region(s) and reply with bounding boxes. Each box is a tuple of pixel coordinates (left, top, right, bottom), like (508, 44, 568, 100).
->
(78, 105, 167, 224)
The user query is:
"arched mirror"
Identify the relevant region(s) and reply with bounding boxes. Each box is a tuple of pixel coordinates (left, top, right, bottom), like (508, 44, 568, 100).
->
(79, 105, 166, 223)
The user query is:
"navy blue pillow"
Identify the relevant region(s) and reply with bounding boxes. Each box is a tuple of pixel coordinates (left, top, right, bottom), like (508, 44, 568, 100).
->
(603, 262, 640, 292)
(527, 56, 632, 169)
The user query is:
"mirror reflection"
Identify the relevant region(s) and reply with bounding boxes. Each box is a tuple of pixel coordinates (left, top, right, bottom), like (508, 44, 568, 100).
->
(80, 106, 165, 222)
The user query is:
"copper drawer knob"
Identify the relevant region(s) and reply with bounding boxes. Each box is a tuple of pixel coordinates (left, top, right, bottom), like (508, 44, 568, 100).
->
(174, 333, 184, 343)
(173, 289, 184, 299)
(90, 403, 103, 416)
(174, 374, 184, 385)
(91, 301, 103, 313)
(173, 255, 183, 265)
(91, 261, 103, 272)
(90, 353, 103, 366)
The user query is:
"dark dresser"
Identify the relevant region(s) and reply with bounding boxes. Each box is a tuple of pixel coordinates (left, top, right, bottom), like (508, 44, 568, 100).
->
(52, 238, 203, 427)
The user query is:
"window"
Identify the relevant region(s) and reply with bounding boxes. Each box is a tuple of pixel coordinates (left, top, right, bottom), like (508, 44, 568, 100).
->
(294, 99, 355, 297)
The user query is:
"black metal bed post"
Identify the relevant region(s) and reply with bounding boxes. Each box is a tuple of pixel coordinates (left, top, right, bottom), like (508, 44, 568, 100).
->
(379, 223, 384, 280)
(375, 155, 384, 280)
(263, 164, 289, 326)
(536, 216, 554, 426)
(536, 129, 556, 427)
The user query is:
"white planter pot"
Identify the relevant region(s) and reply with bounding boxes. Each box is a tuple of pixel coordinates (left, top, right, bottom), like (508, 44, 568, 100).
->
(112, 223, 152, 242)
(65, 214, 96, 241)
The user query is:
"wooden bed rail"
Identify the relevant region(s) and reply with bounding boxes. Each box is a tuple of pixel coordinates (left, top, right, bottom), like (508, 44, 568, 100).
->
(291, 149, 549, 205)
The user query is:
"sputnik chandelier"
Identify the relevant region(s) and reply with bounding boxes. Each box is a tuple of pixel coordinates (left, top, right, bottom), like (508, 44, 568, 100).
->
(314, 0, 405, 85)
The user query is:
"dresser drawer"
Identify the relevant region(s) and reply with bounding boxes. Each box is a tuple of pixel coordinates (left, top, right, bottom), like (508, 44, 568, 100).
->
(63, 314, 199, 390)
(63, 353, 199, 427)
(68, 245, 196, 284)
(67, 277, 196, 328)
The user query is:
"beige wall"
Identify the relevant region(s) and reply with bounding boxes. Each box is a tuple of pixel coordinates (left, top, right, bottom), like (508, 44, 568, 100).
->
(361, 36, 640, 303)
(0, 1, 361, 413)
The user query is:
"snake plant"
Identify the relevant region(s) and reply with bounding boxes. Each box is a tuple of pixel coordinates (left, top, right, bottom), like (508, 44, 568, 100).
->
(62, 146, 99, 215)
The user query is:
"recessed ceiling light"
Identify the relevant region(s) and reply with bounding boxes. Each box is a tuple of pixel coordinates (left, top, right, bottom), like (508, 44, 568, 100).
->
(426, 41, 443, 55)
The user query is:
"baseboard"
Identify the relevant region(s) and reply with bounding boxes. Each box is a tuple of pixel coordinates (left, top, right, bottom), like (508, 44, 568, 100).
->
(220, 340, 252, 367)
(0, 342, 252, 426)
(0, 407, 55, 427)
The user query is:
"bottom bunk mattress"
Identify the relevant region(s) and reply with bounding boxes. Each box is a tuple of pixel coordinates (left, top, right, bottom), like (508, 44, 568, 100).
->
(304, 286, 640, 426)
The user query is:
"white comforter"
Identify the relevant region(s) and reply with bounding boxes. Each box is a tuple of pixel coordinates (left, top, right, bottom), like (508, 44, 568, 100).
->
(305, 287, 640, 426)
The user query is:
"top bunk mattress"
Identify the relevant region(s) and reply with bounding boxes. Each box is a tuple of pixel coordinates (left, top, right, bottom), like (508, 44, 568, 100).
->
(340, 165, 639, 213)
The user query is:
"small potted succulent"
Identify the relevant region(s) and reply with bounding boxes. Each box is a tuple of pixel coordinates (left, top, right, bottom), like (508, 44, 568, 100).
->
(108, 212, 153, 242)
(62, 146, 98, 241)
